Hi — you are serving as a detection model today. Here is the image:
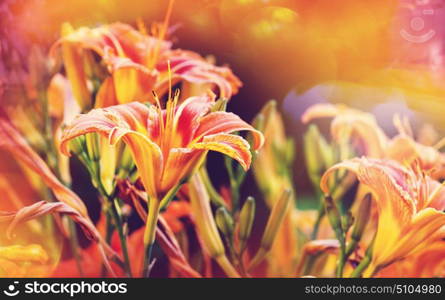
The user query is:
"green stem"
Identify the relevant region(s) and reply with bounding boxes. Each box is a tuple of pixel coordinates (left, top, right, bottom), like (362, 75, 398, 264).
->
(199, 168, 227, 208)
(311, 203, 325, 240)
(335, 231, 346, 278)
(350, 255, 372, 278)
(224, 157, 240, 211)
(142, 198, 161, 277)
(110, 197, 132, 277)
(101, 209, 114, 277)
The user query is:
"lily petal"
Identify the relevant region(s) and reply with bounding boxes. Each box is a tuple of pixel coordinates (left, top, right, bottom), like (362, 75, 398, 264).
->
(160, 148, 205, 193)
(193, 111, 264, 150)
(60, 103, 163, 199)
(156, 50, 242, 99)
(192, 133, 252, 170)
(302, 103, 388, 157)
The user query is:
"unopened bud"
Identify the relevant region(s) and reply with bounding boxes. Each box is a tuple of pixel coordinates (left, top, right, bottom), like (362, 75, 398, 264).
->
(341, 211, 354, 233)
(189, 175, 225, 258)
(351, 194, 372, 242)
(249, 189, 291, 270)
(216, 207, 234, 239)
(261, 189, 292, 251)
(238, 196, 256, 253)
(303, 125, 334, 189)
(325, 195, 342, 232)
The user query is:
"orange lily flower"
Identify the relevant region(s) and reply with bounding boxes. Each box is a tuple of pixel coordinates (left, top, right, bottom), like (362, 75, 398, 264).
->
(60, 93, 263, 200)
(321, 157, 445, 276)
(59, 93, 264, 274)
(52, 20, 241, 107)
(302, 103, 445, 177)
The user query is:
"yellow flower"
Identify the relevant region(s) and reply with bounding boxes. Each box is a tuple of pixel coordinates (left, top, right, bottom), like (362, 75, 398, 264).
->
(321, 157, 445, 276)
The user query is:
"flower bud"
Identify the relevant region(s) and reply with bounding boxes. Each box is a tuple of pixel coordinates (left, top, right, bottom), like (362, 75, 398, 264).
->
(351, 194, 372, 242)
(189, 175, 225, 258)
(341, 211, 354, 233)
(261, 189, 292, 251)
(188, 175, 240, 277)
(325, 195, 342, 233)
(215, 207, 234, 238)
(238, 196, 256, 253)
(249, 189, 291, 269)
(303, 124, 334, 189)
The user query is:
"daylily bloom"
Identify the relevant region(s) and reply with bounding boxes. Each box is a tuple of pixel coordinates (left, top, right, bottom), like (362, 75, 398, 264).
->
(60, 93, 263, 200)
(59, 92, 264, 275)
(320, 157, 445, 276)
(51, 20, 241, 108)
(302, 103, 445, 178)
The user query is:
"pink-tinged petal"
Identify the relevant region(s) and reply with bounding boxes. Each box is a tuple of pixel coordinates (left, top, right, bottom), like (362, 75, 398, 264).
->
(0, 201, 117, 276)
(193, 111, 264, 151)
(0, 201, 96, 241)
(0, 111, 87, 216)
(156, 50, 242, 99)
(159, 148, 205, 195)
(387, 135, 441, 172)
(52, 22, 171, 70)
(191, 133, 252, 170)
(172, 95, 215, 147)
(106, 23, 171, 64)
(60, 102, 150, 155)
(52, 23, 129, 60)
(60, 102, 164, 199)
(426, 179, 445, 211)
